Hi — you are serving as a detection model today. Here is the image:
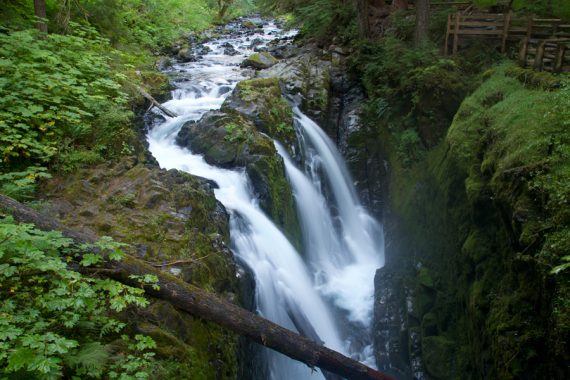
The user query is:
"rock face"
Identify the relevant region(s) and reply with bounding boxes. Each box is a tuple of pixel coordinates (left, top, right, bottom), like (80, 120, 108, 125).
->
(176, 78, 301, 251)
(44, 158, 239, 379)
(241, 52, 278, 69)
(257, 50, 331, 123)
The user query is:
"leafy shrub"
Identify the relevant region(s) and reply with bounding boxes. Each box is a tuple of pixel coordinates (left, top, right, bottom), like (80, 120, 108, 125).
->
(397, 128, 423, 166)
(505, 66, 562, 90)
(0, 217, 156, 378)
(357, 37, 467, 145)
(0, 167, 51, 201)
(0, 26, 134, 175)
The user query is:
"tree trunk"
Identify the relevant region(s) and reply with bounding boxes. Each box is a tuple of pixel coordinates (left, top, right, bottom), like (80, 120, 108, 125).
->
(135, 85, 179, 118)
(34, 0, 48, 33)
(0, 194, 394, 380)
(414, 0, 430, 47)
(392, 0, 408, 11)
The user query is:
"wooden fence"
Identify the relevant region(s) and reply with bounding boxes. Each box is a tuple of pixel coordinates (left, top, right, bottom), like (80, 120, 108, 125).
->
(444, 11, 570, 72)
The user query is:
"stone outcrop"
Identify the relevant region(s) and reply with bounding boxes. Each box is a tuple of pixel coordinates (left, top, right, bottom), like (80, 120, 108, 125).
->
(176, 78, 301, 251)
(241, 52, 278, 69)
(43, 158, 239, 379)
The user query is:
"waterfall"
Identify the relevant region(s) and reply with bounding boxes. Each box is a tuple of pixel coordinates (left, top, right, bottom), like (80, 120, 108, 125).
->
(276, 109, 384, 366)
(146, 17, 384, 379)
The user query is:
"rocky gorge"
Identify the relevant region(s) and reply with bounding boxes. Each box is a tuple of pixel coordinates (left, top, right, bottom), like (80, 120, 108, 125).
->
(29, 13, 569, 380)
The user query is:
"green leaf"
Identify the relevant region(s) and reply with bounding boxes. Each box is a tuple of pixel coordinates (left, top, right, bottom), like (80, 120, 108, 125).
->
(80, 253, 102, 267)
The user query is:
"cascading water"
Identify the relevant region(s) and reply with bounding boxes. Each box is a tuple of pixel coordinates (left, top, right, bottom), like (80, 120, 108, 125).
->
(276, 109, 384, 366)
(146, 17, 384, 379)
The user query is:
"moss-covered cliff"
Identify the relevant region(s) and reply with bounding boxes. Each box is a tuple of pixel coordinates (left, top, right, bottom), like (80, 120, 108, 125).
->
(374, 66, 569, 379)
(43, 158, 239, 379)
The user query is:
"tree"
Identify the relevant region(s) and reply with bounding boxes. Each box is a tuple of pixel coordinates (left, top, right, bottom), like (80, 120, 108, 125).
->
(33, 0, 47, 33)
(414, 0, 430, 47)
(392, 0, 408, 11)
(217, 0, 235, 20)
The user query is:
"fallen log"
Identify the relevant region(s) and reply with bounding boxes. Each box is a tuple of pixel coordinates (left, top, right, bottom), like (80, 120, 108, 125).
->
(135, 85, 179, 118)
(0, 195, 394, 380)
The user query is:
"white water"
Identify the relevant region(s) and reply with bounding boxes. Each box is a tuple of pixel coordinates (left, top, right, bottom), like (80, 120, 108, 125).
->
(147, 18, 384, 379)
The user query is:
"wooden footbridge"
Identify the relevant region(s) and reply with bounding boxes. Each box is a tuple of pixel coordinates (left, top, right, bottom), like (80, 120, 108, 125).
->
(443, 9, 570, 72)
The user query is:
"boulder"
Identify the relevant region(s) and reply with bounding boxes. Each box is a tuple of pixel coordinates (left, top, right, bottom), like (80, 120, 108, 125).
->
(221, 78, 296, 146)
(175, 111, 274, 168)
(221, 42, 240, 56)
(177, 46, 197, 62)
(257, 53, 332, 121)
(241, 52, 278, 70)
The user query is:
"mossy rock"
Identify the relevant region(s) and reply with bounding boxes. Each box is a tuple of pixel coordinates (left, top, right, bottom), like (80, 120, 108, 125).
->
(241, 20, 260, 29)
(418, 267, 435, 289)
(176, 111, 275, 167)
(257, 54, 332, 121)
(177, 104, 301, 250)
(241, 52, 278, 70)
(43, 159, 239, 378)
(221, 78, 296, 146)
(246, 154, 301, 250)
(422, 335, 456, 379)
(381, 64, 570, 379)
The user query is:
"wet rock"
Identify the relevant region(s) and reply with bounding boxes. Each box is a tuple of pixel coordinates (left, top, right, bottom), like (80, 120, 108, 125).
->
(177, 46, 197, 62)
(266, 43, 299, 59)
(221, 78, 296, 146)
(374, 267, 417, 380)
(176, 111, 275, 168)
(221, 42, 240, 56)
(241, 52, 278, 70)
(249, 37, 264, 50)
(176, 89, 300, 248)
(195, 44, 212, 56)
(242, 20, 262, 30)
(257, 52, 331, 122)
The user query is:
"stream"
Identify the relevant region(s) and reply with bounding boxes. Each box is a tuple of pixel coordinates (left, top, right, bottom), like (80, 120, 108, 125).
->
(146, 17, 385, 380)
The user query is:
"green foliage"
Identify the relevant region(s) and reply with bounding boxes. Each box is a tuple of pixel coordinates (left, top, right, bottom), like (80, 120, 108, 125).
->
(505, 66, 563, 90)
(0, 167, 51, 201)
(0, 26, 134, 176)
(473, 0, 570, 20)
(396, 128, 423, 167)
(258, 0, 357, 40)
(357, 37, 467, 147)
(0, 217, 157, 379)
(76, 0, 214, 51)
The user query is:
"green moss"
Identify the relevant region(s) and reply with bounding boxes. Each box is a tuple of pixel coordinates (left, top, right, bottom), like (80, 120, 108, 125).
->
(246, 155, 302, 251)
(462, 229, 491, 264)
(422, 336, 456, 379)
(233, 78, 296, 145)
(384, 64, 570, 378)
(418, 267, 435, 288)
(43, 160, 239, 378)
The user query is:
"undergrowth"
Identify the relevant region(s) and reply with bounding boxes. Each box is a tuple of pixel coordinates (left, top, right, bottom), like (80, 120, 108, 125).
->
(0, 217, 158, 379)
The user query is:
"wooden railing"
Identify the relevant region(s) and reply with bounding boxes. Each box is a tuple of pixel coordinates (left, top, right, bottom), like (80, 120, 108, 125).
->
(444, 11, 570, 72)
(519, 38, 570, 72)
